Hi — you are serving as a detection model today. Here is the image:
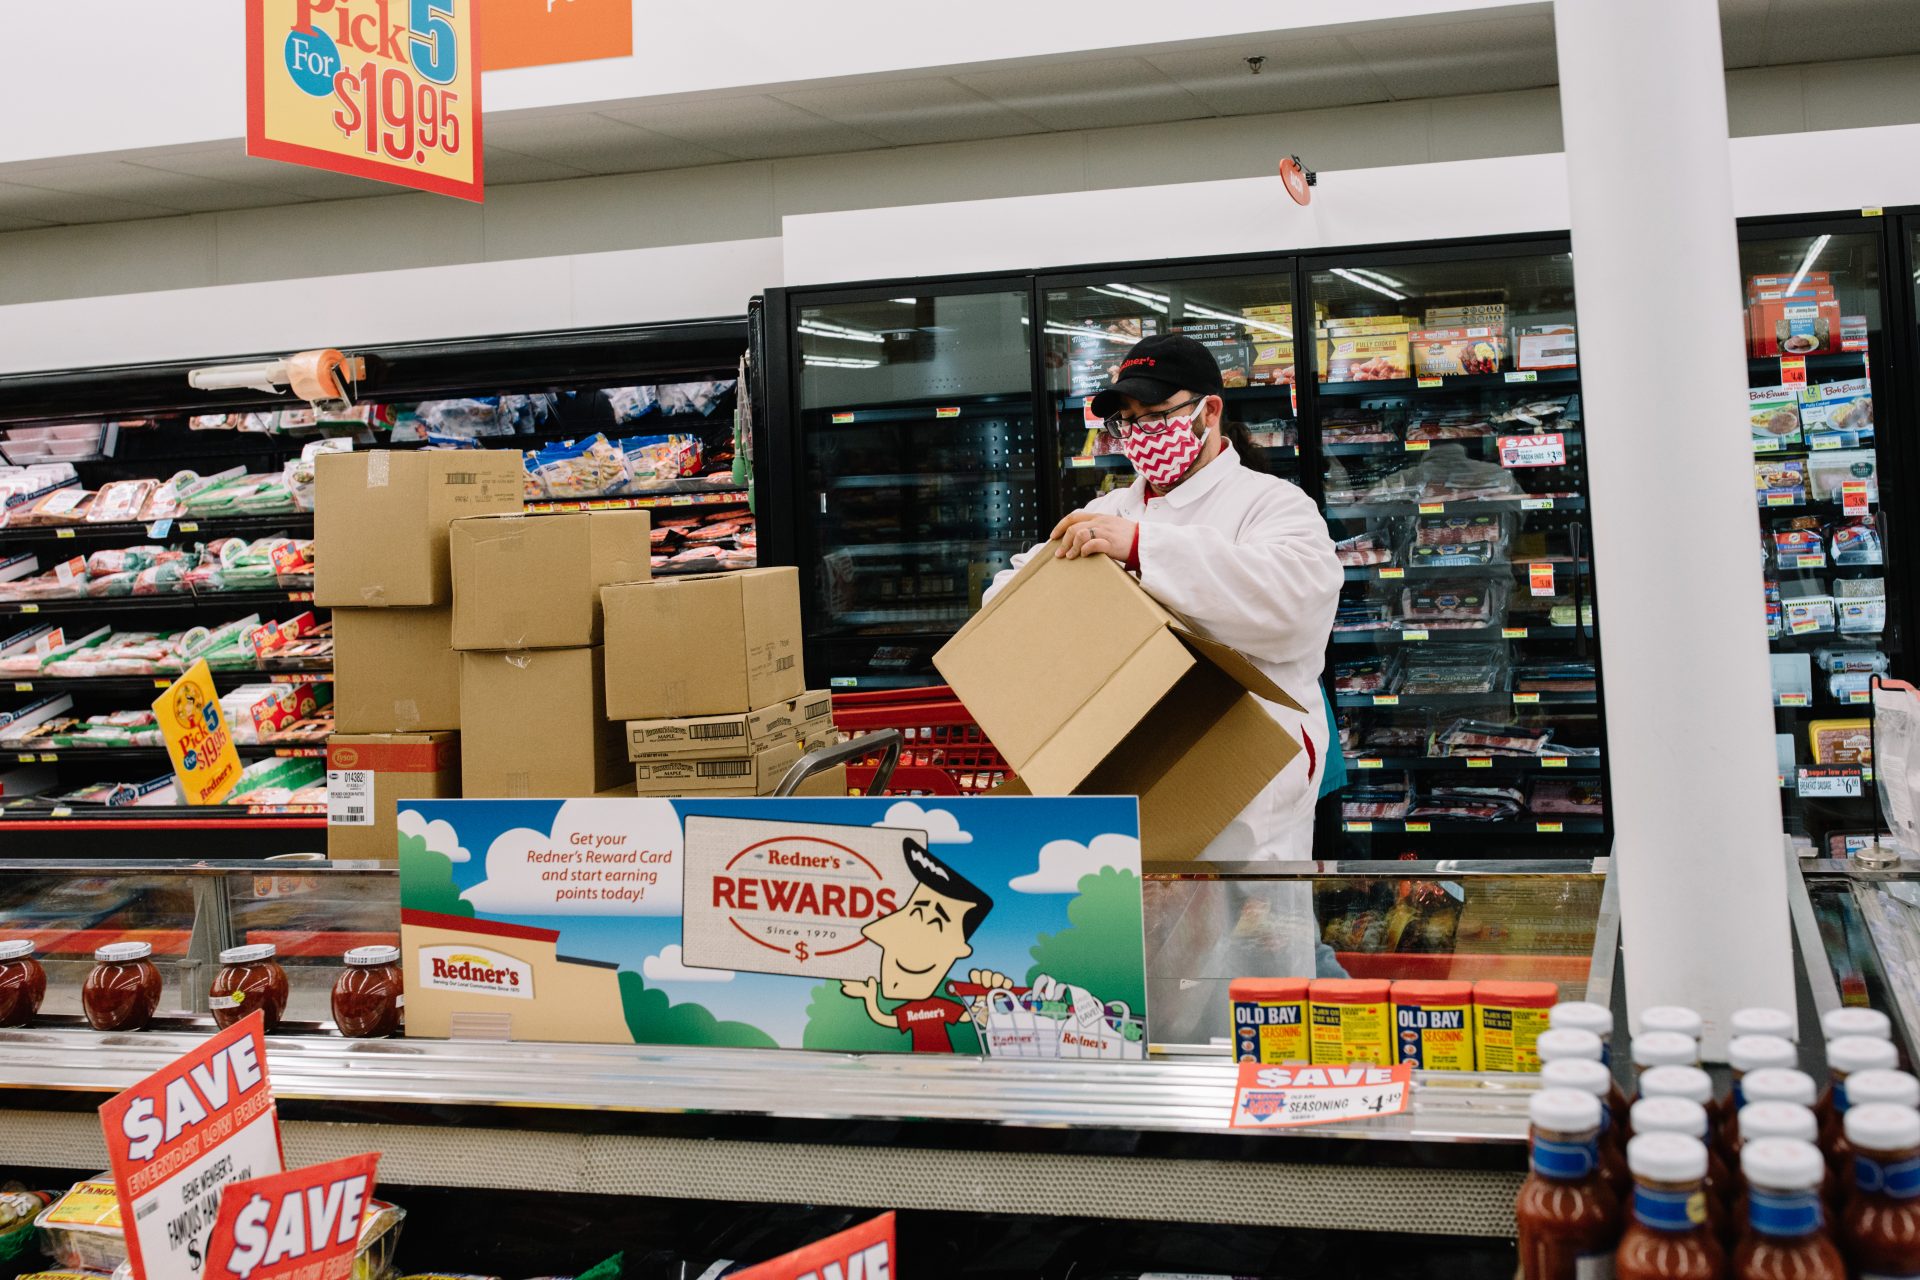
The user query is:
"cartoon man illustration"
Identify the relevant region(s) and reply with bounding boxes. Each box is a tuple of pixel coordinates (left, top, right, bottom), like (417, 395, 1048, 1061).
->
(840, 836, 1010, 1053)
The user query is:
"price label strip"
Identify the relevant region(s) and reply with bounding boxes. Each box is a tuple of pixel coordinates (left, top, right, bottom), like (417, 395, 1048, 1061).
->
(1230, 1062, 1413, 1130)
(1797, 767, 1863, 799)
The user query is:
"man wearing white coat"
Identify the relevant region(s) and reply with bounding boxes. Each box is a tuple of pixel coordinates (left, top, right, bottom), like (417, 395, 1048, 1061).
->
(984, 333, 1342, 863)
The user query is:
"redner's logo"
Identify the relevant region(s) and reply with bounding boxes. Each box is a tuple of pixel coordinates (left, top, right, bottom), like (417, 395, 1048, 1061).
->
(419, 945, 534, 999)
(1117, 357, 1157, 371)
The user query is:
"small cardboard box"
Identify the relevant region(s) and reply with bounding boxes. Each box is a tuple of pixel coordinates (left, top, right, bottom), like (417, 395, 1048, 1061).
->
(1323, 332, 1411, 383)
(632, 737, 805, 795)
(315, 450, 524, 608)
(460, 647, 628, 797)
(934, 548, 1305, 862)
(602, 568, 805, 720)
(332, 606, 460, 733)
(451, 510, 651, 650)
(624, 689, 833, 762)
(326, 732, 459, 862)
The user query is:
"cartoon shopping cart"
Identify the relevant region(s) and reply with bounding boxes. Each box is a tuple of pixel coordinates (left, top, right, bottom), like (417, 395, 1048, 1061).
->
(945, 977, 1145, 1060)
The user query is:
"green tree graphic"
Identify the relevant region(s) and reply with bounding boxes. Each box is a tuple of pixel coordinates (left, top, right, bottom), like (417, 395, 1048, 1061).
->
(397, 832, 474, 917)
(800, 981, 982, 1054)
(618, 970, 775, 1049)
(1025, 866, 1147, 1016)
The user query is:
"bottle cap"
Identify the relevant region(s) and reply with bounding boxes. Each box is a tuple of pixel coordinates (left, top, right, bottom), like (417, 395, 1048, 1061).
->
(1822, 1007, 1892, 1042)
(1641, 1006, 1704, 1040)
(95, 941, 152, 962)
(1632, 1031, 1699, 1069)
(1530, 1087, 1603, 1135)
(344, 945, 401, 967)
(1542, 1059, 1612, 1100)
(1728, 1034, 1798, 1073)
(1845, 1070, 1920, 1110)
(219, 944, 277, 965)
(1829, 1035, 1900, 1075)
(1738, 1101, 1818, 1143)
(1740, 1068, 1817, 1107)
(1550, 1001, 1614, 1040)
(1741, 1138, 1826, 1191)
(1730, 1007, 1797, 1041)
(1631, 1096, 1708, 1139)
(1843, 1102, 1920, 1153)
(1536, 1027, 1604, 1064)
(1639, 1064, 1713, 1105)
(0, 940, 33, 962)
(1627, 1132, 1708, 1182)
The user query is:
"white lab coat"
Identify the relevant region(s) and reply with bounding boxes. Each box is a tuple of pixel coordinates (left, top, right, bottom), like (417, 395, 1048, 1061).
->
(985, 442, 1342, 861)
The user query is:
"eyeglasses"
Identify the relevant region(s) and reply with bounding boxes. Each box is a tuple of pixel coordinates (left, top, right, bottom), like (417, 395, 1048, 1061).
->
(1101, 394, 1208, 440)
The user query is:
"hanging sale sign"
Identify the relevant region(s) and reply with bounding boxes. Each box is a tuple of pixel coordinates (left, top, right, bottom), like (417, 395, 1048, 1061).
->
(99, 1013, 286, 1280)
(729, 1212, 896, 1280)
(479, 0, 632, 70)
(204, 1153, 379, 1280)
(246, 0, 484, 202)
(153, 659, 244, 805)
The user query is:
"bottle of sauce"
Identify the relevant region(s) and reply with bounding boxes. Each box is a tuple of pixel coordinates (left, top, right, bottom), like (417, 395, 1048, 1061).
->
(209, 944, 290, 1032)
(1730, 1008, 1798, 1044)
(1634, 1097, 1733, 1243)
(1739, 1069, 1817, 1111)
(1634, 1032, 1704, 1104)
(1732, 1138, 1844, 1280)
(0, 939, 45, 1028)
(1734, 1103, 1836, 1227)
(1718, 1036, 1799, 1151)
(1643, 1006, 1706, 1043)
(1546, 1058, 1632, 1200)
(1837, 1103, 1920, 1279)
(1518, 1088, 1622, 1280)
(1831, 1070, 1920, 1203)
(1554, 1003, 1634, 1136)
(332, 945, 403, 1039)
(1617, 1132, 1726, 1280)
(1818, 1036, 1900, 1156)
(1821, 1007, 1892, 1045)
(82, 942, 163, 1032)
(1538, 1027, 1605, 1066)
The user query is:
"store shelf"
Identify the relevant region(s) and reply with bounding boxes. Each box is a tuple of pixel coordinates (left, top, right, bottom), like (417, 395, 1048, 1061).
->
(807, 398, 1033, 427)
(0, 803, 327, 827)
(1316, 368, 1581, 399)
(0, 670, 330, 698)
(0, 511, 311, 548)
(0, 743, 324, 764)
(828, 469, 1028, 487)
(653, 561, 758, 577)
(1345, 562, 1591, 582)
(0, 588, 316, 618)
(1341, 818, 1605, 834)
(1336, 691, 1598, 708)
(527, 487, 748, 514)
(1746, 352, 1868, 382)
(1347, 755, 1604, 773)
(1332, 625, 1590, 644)
(1060, 385, 1294, 410)
(1326, 496, 1585, 519)
(1324, 430, 1584, 459)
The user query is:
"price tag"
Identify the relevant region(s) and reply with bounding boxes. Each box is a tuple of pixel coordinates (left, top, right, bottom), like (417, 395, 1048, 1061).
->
(179, 521, 200, 533)
(1404, 440, 1431, 452)
(1863, 206, 1885, 217)
(12, 753, 30, 764)
(49, 806, 71, 818)
(54, 528, 74, 539)
(1418, 502, 1445, 514)
(1811, 437, 1843, 451)
(1797, 767, 1863, 798)
(20, 604, 38, 614)
(1543, 758, 1569, 768)
(830, 412, 855, 424)
(1520, 497, 1556, 510)
(1344, 822, 1374, 833)
(1843, 480, 1870, 515)
(1849, 690, 1871, 704)
(37, 753, 56, 763)
(1372, 694, 1401, 705)
(1466, 758, 1493, 768)
(1529, 562, 1556, 596)
(1778, 692, 1811, 707)
(1404, 822, 1431, 833)
(1069, 457, 1096, 468)
(1780, 356, 1807, 386)
(203, 1153, 380, 1280)
(1356, 758, 1384, 769)
(1502, 627, 1529, 639)
(154, 677, 173, 688)
(1499, 433, 1567, 468)
(1230, 1062, 1412, 1130)
(1504, 371, 1539, 383)
(1400, 629, 1429, 641)
(1513, 692, 1542, 704)
(1378, 567, 1405, 579)
(10, 683, 28, 693)
(1536, 821, 1565, 833)
(935, 406, 961, 419)
(147, 519, 174, 539)
(1788, 614, 1820, 634)
(1416, 376, 1443, 389)
(1766, 493, 1800, 507)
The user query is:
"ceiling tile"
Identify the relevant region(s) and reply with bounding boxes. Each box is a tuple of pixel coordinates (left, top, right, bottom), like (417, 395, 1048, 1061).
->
(0, 182, 184, 225)
(0, 160, 302, 213)
(480, 146, 594, 186)
(1342, 15, 1560, 99)
(0, 213, 55, 233)
(956, 57, 1216, 130)
(602, 97, 889, 160)
(1763, 0, 1920, 65)
(772, 77, 1047, 146)
(127, 147, 396, 201)
(1144, 40, 1391, 115)
(486, 111, 734, 173)
(1717, 0, 1775, 68)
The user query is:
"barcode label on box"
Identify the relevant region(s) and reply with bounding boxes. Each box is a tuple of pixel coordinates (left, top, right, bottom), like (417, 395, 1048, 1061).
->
(698, 760, 752, 778)
(327, 770, 374, 827)
(444, 472, 479, 485)
(690, 722, 744, 740)
(774, 655, 796, 672)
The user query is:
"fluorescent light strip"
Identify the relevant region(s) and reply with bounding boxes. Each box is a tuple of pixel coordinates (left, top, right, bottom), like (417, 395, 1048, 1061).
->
(1785, 234, 1831, 299)
(798, 322, 885, 344)
(1347, 268, 1408, 292)
(803, 355, 881, 369)
(1044, 323, 1135, 345)
(1092, 285, 1292, 339)
(1330, 267, 1407, 302)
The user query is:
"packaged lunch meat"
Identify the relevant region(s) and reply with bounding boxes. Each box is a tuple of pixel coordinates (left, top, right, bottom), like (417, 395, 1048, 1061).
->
(1748, 386, 1803, 451)
(1415, 512, 1510, 548)
(1400, 580, 1508, 628)
(1773, 526, 1826, 570)
(1808, 718, 1871, 766)
(34, 1181, 125, 1273)
(1816, 647, 1888, 675)
(1754, 458, 1806, 505)
(1836, 576, 1886, 635)
(1334, 654, 1397, 694)
(528, 434, 629, 499)
(1436, 719, 1551, 757)
(1529, 778, 1604, 816)
(1334, 530, 1395, 566)
(1807, 448, 1877, 504)
(1398, 644, 1506, 695)
(1832, 515, 1884, 565)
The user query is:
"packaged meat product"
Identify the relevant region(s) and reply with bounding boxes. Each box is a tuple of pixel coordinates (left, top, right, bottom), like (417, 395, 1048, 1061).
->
(1334, 598, 1396, 632)
(1530, 779, 1605, 816)
(1755, 458, 1807, 505)
(1409, 327, 1505, 377)
(1816, 647, 1888, 675)
(1832, 515, 1884, 565)
(1514, 660, 1596, 693)
(1335, 530, 1396, 566)
(1779, 580, 1835, 635)
(1830, 672, 1874, 702)
(1491, 396, 1579, 429)
(1415, 513, 1510, 547)
(1405, 412, 1494, 442)
(1334, 655, 1397, 694)
(1807, 448, 1877, 504)
(1808, 718, 1871, 765)
(656, 379, 736, 416)
(1400, 580, 1508, 628)
(529, 434, 629, 499)
(1749, 386, 1803, 451)
(8, 488, 92, 527)
(1322, 411, 1398, 445)
(1398, 644, 1507, 694)
(1436, 719, 1550, 757)
(1342, 772, 1413, 820)
(83, 480, 156, 525)
(1836, 577, 1886, 634)
(413, 397, 506, 438)
(1798, 378, 1873, 447)
(34, 1181, 126, 1273)
(1362, 723, 1433, 753)
(618, 433, 704, 486)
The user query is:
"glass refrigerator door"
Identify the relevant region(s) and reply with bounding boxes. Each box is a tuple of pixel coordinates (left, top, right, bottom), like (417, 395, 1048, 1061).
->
(1742, 230, 1887, 856)
(795, 289, 1041, 688)
(1308, 250, 1607, 852)
(1041, 272, 1301, 511)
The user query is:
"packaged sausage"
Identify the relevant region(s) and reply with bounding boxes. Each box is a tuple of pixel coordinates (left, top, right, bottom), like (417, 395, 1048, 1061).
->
(1809, 718, 1872, 766)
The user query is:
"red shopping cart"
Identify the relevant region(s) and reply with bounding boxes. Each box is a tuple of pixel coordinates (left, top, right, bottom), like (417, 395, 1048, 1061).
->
(829, 685, 1013, 796)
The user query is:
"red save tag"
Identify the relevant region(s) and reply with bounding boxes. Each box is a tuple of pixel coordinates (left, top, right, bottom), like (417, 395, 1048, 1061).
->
(1231, 1061, 1413, 1129)
(1529, 563, 1555, 596)
(100, 1013, 285, 1280)
(204, 1153, 379, 1280)
(729, 1212, 896, 1280)
(1780, 356, 1807, 386)
(1842, 480, 1870, 515)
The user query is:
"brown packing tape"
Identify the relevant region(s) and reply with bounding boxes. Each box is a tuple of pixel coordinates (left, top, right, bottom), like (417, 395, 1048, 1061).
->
(393, 699, 420, 732)
(366, 451, 389, 489)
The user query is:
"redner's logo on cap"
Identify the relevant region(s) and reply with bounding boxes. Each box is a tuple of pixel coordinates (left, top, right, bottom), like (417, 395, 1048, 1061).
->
(1117, 357, 1157, 371)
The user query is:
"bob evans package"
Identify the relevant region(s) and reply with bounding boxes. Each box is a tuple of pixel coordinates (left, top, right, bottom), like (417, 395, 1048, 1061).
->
(935, 548, 1305, 862)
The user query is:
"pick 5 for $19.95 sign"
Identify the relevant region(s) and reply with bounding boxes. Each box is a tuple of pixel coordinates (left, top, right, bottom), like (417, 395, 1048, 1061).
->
(248, 0, 484, 201)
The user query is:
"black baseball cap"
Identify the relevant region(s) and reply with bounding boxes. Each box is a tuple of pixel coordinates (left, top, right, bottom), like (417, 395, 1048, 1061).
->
(1088, 333, 1226, 420)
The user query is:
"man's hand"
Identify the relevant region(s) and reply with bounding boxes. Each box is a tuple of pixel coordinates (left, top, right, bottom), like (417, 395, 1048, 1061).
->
(1051, 511, 1137, 562)
(968, 969, 1015, 990)
(840, 977, 878, 1001)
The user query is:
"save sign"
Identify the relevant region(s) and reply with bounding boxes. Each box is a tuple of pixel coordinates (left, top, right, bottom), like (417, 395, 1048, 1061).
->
(205, 1153, 379, 1280)
(247, 0, 484, 202)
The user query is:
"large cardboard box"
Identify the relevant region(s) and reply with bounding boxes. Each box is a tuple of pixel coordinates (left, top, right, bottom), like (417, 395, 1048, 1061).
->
(332, 607, 460, 733)
(623, 689, 833, 762)
(451, 510, 651, 650)
(460, 647, 627, 797)
(934, 549, 1305, 863)
(632, 737, 805, 795)
(315, 450, 523, 607)
(325, 732, 459, 862)
(602, 568, 805, 720)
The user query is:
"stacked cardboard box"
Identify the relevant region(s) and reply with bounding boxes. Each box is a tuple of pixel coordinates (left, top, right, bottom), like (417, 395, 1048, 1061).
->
(603, 568, 840, 795)
(316, 450, 524, 858)
(450, 510, 650, 798)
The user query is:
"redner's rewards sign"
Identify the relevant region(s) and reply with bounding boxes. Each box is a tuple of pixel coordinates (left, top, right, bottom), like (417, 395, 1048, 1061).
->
(248, 0, 484, 201)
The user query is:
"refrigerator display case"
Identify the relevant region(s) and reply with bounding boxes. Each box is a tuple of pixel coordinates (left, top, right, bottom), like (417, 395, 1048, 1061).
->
(1741, 225, 1896, 855)
(1794, 857, 1919, 1068)
(1306, 245, 1607, 854)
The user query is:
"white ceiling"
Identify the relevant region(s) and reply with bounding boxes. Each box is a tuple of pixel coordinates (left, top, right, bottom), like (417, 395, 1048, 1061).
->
(0, 0, 1912, 230)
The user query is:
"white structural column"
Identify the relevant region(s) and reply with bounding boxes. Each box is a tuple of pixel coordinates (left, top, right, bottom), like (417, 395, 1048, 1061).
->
(1554, 0, 1795, 1055)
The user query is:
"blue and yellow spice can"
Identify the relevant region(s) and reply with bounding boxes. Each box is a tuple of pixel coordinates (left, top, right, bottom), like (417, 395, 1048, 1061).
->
(1391, 979, 1476, 1070)
(1229, 977, 1310, 1063)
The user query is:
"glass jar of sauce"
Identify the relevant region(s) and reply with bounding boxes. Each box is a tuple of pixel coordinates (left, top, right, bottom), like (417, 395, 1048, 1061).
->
(1616, 1133, 1725, 1280)
(1733, 1138, 1844, 1280)
(209, 943, 289, 1032)
(82, 941, 163, 1032)
(331, 945, 403, 1039)
(0, 939, 46, 1028)
(1838, 1103, 1920, 1279)
(1518, 1088, 1621, 1279)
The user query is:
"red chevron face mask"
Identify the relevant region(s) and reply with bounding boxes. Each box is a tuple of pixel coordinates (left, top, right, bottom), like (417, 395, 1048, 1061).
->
(1122, 415, 1206, 489)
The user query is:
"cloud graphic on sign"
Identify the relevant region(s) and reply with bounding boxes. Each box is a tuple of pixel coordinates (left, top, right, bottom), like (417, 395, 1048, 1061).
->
(460, 798, 684, 916)
(1009, 833, 1141, 894)
(398, 808, 470, 864)
(875, 800, 971, 844)
(643, 944, 734, 984)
